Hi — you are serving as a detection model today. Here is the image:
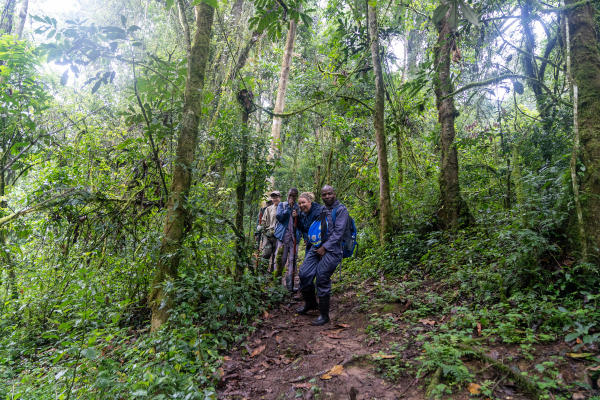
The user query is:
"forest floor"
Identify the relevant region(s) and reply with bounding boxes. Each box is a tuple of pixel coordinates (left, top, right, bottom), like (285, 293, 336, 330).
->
(216, 276, 594, 400)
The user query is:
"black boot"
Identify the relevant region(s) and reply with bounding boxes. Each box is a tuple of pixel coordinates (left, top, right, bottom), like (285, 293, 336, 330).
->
(296, 290, 318, 314)
(311, 294, 330, 326)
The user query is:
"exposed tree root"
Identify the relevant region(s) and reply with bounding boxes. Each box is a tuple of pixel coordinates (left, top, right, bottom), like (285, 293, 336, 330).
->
(456, 344, 542, 399)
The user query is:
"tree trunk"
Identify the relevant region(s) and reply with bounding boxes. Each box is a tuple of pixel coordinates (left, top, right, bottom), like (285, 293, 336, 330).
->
(396, 127, 403, 186)
(0, 0, 16, 34)
(367, 1, 392, 245)
(15, 0, 27, 39)
(433, 9, 472, 229)
(565, 1, 600, 263)
(148, 2, 214, 332)
(268, 18, 298, 186)
(234, 90, 251, 281)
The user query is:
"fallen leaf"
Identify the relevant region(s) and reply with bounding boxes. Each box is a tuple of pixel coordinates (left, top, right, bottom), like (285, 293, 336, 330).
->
(254, 338, 262, 345)
(418, 319, 435, 326)
(282, 358, 292, 365)
(263, 330, 280, 338)
(320, 329, 343, 335)
(320, 365, 344, 380)
(477, 322, 482, 336)
(250, 345, 266, 358)
(335, 323, 351, 328)
(293, 383, 312, 389)
(572, 393, 586, 400)
(587, 365, 600, 371)
(372, 353, 396, 360)
(576, 337, 583, 344)
(276, 336, 283, 344)
(263, 311, 270, 319)
(566, 353, 593, 358)
(261, 361, 270, 368)
(253, 374, 266, 380)
(224, 356, 232, 361)
(327, 334, 342, 339)
(467, 382, 481, 395)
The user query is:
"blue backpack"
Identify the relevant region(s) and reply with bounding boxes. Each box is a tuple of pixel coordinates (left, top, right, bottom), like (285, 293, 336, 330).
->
(308, 205, 357, 258)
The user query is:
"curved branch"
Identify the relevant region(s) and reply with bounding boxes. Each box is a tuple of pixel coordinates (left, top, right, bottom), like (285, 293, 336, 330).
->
(442, 73, 572, 107)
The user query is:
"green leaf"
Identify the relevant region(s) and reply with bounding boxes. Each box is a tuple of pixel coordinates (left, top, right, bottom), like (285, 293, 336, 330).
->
(120, 15, 127, 27)
(70, 64, 79, 74)
(513, 81, 524, 95)
(448, 2, 459, 29)
(565, 332, 580, 341)
(128, 25, 141, 33)
(432, 3, 450, 24)
(81, 347, 97, 359)
(132, 41, 143, 47)
(60, 70, 69, 86)
(458, 0, 479, 25)
(191, 0, 218, 8)
(91, 79, 103, 94)
(166, 0, 174, 10)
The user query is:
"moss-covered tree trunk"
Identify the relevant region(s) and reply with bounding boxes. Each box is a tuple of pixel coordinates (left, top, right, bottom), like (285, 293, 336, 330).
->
(433, 10, 472, 229)
(367, 1, 392, 245)
(149, 2, 214, 332)
(566, 1, 600, 262)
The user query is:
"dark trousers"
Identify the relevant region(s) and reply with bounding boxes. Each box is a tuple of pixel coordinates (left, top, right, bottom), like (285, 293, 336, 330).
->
(299, 248, 342, 297)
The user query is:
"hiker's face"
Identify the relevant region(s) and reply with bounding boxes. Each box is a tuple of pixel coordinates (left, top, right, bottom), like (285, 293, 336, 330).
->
(321, 188, 336, 206)
(271, 195, 281, 206)
(298, 197, 311, 213)
(287, 190, 298, 204)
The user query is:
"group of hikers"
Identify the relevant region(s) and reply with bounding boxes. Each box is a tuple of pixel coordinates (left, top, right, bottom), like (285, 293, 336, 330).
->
(255, 185, 354, 326)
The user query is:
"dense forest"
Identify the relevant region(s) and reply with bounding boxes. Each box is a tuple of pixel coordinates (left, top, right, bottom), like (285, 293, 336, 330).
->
(1, 0, 599, 398)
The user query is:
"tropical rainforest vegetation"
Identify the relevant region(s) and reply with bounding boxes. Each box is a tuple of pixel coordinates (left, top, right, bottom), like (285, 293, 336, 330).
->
(0, 0, 599, 398)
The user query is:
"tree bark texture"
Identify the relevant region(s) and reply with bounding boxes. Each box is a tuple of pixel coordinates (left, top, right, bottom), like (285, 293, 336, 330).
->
(149, 2, 214, 332)
(433, 10, 472, 229)
(565, 1, 600, 262)
(0, 0, 16, 34)
(15, 0, 27, 39)
(268, 18, 297, 186)
(367, 1, 392, 244)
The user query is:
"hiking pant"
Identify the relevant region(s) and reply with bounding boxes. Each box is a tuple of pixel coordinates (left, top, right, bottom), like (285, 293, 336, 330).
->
(275, 240, 297, 278)
(299, 249, 342, 297)
(261, 235, 278, 272)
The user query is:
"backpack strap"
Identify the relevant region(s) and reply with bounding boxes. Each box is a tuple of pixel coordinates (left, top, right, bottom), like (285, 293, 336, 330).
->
(331, 205, 340, 223)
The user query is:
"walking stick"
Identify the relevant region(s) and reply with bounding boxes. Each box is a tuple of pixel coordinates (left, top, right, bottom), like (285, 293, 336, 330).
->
(255, 208, 264, 271)
(292, 215, 298, 293)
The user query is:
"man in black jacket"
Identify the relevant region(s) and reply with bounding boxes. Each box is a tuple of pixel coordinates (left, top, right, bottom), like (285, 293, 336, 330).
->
(297, 185, 349, 326)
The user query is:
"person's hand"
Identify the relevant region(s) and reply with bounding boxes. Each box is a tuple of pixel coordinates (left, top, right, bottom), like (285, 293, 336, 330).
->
(315, 246, 326, 257)
(292, 210, 298, 218)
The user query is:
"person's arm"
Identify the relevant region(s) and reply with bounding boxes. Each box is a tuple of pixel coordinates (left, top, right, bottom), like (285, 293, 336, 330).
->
(275, 202, 291, 224)
(323, 206, 349, 252)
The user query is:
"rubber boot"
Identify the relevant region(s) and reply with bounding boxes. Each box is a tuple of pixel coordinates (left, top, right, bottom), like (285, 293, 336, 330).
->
(285, 274, 293, 293)
(311, 294, 330, 326)
(296, 290, 318, 314)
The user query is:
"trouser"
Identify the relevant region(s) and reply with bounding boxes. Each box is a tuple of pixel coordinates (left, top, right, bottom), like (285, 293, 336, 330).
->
(299, 248, 342, 297)
(275, 240, 297, 279)
(261, 235, 278, 272)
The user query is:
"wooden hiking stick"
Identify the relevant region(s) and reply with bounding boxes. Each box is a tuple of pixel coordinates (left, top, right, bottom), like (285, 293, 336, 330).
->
(291, 215, 298, 292)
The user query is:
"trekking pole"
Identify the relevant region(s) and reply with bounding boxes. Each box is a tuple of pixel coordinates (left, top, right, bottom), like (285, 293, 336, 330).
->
(292, 215, 297, 293)
(255, 208, 264, 272)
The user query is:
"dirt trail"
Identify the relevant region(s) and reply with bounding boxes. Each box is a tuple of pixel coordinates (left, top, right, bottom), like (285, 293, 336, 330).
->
(217, 279, 588, 400)
(217, 287, 418, 400)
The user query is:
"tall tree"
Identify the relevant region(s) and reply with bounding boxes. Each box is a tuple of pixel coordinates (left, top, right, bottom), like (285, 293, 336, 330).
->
(367, 0, 392, 244)
(433, 5, 472, 228)
(565, 0, 600, 263)
(269, 17, 298, 186)
(0, 0, 16, 33)
(148, 1, 215, 332)
(14, 0, 27, 39)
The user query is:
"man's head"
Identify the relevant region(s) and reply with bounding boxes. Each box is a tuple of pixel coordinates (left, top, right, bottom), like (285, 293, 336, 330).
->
(321, 185, 336, 207)
(298, 192, 313, 213)
(287, 187, 299, 204)
(270, 190, 281, 206)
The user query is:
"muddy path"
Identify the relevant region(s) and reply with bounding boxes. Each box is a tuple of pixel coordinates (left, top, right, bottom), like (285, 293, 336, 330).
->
(216, 279, 591, 400)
